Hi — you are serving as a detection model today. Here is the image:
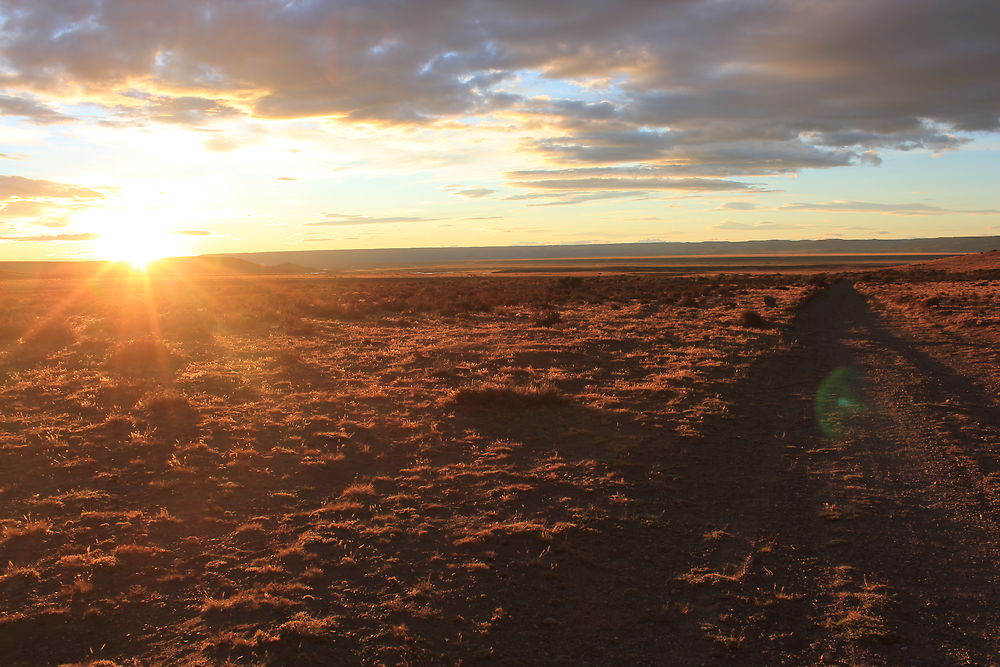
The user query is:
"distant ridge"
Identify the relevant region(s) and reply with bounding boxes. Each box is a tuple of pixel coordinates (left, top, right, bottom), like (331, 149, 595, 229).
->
(153, 255, 318, 275)
(216, 235, 1000, 271)
(0, 256, 317, 277)
(900, 249, 1000, 272)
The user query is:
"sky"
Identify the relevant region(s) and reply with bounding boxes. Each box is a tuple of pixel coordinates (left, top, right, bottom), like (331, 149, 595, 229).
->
(0, 0, 998, 261)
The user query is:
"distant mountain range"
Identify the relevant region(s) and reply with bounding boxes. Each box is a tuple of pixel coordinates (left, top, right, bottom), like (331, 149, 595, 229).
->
(217, 236, 1000, 271)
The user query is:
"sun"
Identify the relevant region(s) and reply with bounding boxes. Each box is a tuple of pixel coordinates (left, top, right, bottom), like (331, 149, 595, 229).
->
(93, 226, 183, 269)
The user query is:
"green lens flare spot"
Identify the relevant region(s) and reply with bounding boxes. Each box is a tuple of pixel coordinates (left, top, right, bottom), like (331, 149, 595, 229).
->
(815, 366, 869, 439)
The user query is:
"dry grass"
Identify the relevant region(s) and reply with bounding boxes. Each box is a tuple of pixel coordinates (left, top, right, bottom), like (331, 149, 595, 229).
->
(0, 270, 818, 664)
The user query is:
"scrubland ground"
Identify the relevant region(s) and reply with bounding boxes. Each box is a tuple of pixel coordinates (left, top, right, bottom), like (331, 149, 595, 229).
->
(0, 269, 996, 665)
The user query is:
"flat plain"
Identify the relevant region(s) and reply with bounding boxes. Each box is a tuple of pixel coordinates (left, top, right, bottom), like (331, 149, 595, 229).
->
(0, 255, 997, 665)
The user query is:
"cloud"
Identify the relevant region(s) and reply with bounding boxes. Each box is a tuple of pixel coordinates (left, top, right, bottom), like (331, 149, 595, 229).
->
(171, 229, 212, 236)
(0, 176, 104, 201)
(524, 128, 679, 164)
(139, 95, 242, 125)
(0, 0, 998, 203)
(504, 190, 650, 206)
(0, 232, 98, 242)
(713, 220, 812, 231)
(1, 1, 994, 134)
(453, 188, 496, 199)
(0, 176, 106, 231)
(306, 213, 440, 226)
(780, 200, 1000, 216)
(442, 185, 496, 199)
(500, 141, 862, 197)
(0, 95, 69, 124)
(1, 199, 57, 217)
(717, 202, 758, 211)
(510, 177, 756, 192)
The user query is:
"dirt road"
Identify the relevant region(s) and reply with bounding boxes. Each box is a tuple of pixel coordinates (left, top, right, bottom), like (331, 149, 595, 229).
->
(485, 279, 1000, 665)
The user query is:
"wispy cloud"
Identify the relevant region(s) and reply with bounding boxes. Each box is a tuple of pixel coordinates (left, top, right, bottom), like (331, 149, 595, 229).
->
(0, 176, 104, 201)
(0, 176, 107, 232)
(0, 232, 98, 242)
(442, 185, 496, 199)
(780, 201, 1000, 216)
(712, 220, 812, 231)
(306, 213, 441, 226)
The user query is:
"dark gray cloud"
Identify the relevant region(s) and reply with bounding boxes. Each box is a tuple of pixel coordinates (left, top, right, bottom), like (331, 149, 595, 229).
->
(2, 1, 995, 131)
(0, 0, 997, 198)
(780, 201, 1000, 216)
(306, 213, 440, 226)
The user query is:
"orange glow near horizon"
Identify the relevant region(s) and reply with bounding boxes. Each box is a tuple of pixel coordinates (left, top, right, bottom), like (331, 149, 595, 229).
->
(92, 226, 184, 269)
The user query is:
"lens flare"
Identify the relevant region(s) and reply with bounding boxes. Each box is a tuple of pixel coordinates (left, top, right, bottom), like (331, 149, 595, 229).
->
(814, 366, 870, 439)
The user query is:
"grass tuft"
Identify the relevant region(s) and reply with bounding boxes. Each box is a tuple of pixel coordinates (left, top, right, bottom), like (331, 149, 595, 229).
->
(449, 380, 565, 408)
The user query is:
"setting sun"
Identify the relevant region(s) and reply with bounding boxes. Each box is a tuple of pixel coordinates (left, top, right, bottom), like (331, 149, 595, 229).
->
(92, 226, 182, 268)
(91, 211, 184, 269)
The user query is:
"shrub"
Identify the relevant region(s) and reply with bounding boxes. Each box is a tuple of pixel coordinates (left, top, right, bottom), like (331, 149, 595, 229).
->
(921, 296, 942, 309)
(449, 381, 565, 408)
(533, 310, 562, 327)
(138, 390, 199, 428)
(738, 310, 770, 329)
(341, 482, 377, 499)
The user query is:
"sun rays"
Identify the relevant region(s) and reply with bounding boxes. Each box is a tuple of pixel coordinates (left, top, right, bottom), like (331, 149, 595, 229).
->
(92, 226, 184, 269)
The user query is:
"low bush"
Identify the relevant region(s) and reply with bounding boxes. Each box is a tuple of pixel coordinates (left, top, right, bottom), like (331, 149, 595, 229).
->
(738, 310, 770, 329)
(449, 380, 565, 408)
